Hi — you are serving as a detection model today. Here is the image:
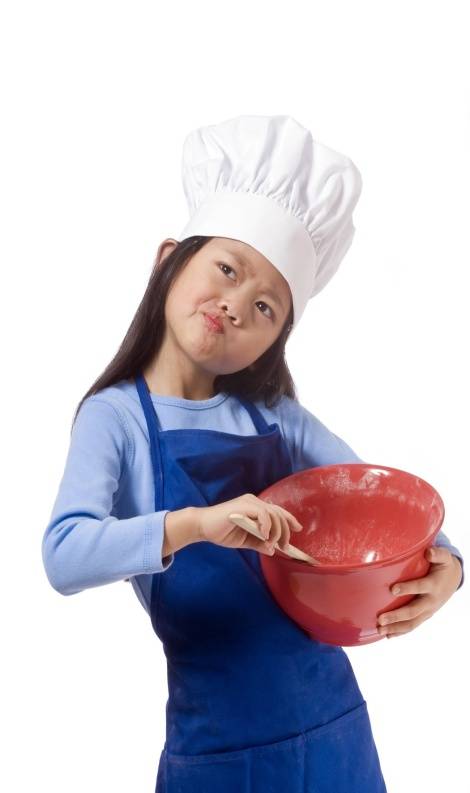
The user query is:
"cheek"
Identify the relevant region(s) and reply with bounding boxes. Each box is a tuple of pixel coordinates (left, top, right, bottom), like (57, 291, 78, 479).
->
(238, 326, 276, 361)
(165, 279, 206, 321)
(252, 322, 278, 348)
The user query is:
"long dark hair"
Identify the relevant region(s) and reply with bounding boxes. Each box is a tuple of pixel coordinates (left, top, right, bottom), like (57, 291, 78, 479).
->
(71, 236, 297, 430)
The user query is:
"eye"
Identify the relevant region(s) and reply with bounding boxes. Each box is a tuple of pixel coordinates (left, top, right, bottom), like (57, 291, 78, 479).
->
(217, 262, 237, 279)
(217, 262, 274, 319)
(256, 301, 274, 319)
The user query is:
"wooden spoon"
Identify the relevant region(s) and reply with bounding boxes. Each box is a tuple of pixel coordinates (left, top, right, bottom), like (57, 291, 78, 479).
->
(229, 512, 320, 566)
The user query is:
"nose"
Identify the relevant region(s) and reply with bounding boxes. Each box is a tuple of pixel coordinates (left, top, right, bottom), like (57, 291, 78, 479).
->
(218, 300, 241, 324)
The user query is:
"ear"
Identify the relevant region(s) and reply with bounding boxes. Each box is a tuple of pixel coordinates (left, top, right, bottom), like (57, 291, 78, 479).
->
(154, 238, 179, 268)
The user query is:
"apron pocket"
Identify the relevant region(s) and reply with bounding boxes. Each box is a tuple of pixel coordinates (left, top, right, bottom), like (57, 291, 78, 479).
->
(156, 700, 386, 793)
(302, 700, 387, 793)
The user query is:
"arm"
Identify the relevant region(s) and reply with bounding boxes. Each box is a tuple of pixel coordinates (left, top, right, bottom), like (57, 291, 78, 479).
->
(269, 397, 464, 590)
(41, 397, 176, 596)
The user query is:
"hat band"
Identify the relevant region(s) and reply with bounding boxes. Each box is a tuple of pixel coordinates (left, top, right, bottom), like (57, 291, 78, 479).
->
(177, 190, 316, 328)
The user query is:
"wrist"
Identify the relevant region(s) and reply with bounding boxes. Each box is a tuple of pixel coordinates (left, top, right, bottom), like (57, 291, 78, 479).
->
(190, 506, 203, 542)
(162, 507, 200, 557)
(185, 506, 202, 544)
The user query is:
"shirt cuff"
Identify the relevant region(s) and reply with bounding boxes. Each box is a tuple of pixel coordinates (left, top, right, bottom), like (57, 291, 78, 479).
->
(450, 553, 464, 590)
(143, 510, 175, 573)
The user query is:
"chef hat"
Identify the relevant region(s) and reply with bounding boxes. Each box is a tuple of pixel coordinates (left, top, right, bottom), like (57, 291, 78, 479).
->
(177, 114, 362, 329)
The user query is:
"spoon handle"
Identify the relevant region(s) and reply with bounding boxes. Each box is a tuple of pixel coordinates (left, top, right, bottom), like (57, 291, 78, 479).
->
(228, 512, 320, 566)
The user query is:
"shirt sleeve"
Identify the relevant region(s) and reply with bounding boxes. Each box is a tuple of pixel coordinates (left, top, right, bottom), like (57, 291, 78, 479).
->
(272, 396, 464, 591)
(41, 397, 174, 596)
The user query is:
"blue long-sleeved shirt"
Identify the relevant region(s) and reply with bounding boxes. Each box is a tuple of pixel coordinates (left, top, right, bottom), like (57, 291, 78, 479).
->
(41, 378, 464, 614)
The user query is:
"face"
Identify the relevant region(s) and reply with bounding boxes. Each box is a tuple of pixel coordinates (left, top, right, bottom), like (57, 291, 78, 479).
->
(157, 237, 293, 377)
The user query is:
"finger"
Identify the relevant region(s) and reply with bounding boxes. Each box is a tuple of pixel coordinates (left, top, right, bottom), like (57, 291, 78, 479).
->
(234, 508, 273, 553)
(381, 613, 430, 636)
(276, 513, 292, 553)
(244, 505, 272, 539)
(274, 505, 303, 531)
(426, 546, 453, 565)
(242, 534, 277, 556)
(377, 597, 432, 628)
(270, 506, 293, 551)
(267, 508, 283, 547)
(389, 576, 433, 597)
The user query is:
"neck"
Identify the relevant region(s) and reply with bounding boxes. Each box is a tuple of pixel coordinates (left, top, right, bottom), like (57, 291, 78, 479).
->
(142, 341, 218, 401)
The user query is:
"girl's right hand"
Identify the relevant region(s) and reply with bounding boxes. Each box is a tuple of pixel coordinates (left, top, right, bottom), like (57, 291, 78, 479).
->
(194, 493, 303, 556)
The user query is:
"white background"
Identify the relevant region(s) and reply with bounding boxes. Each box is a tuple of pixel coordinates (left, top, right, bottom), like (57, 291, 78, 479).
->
(2, 1, 469, 791)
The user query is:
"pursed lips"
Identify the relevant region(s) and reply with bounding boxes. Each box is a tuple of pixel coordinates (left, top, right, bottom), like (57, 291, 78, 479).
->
(203, 313, 225, 333)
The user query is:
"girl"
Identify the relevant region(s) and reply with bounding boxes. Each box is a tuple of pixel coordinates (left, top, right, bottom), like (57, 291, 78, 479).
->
(42, 115, 464, 793)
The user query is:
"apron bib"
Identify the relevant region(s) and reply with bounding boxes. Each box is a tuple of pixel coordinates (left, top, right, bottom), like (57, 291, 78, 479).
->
(134, 374, 387, 792)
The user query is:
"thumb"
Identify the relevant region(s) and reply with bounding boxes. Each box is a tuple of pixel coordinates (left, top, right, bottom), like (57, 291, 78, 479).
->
(245, 535, 276, 556)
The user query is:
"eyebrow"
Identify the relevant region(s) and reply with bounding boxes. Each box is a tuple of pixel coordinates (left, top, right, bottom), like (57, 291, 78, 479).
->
(221, 249, 285, 312)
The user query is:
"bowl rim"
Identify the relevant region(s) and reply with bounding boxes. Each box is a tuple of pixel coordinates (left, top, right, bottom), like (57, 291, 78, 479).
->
(260, 461, 446, 573)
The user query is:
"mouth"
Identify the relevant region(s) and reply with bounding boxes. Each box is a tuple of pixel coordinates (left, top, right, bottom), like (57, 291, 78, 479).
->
(203, 313, 225, 334)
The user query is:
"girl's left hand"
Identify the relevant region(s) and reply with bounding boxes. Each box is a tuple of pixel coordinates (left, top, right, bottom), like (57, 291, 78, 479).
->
(377, 547, 463, 638)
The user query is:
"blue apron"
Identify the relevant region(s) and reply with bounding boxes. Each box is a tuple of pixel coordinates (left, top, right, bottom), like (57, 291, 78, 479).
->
(134, 374, 387, 792)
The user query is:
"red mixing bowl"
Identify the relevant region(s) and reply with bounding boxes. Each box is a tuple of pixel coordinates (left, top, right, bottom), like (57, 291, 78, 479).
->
(258, 463, 445, 647)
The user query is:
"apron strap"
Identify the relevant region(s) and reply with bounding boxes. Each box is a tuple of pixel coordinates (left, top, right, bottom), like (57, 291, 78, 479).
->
(135, 373, 165, 509)
(235, 394, 271, 433)
(134, 374, 272, 506)
(135, 373, 271, 434)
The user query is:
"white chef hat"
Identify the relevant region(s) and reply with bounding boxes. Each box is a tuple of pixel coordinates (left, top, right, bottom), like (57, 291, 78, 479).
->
(177, 114, 362, 329)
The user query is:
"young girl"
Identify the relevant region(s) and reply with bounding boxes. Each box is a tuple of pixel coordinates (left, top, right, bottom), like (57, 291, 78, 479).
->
(42, 115, 464, 793)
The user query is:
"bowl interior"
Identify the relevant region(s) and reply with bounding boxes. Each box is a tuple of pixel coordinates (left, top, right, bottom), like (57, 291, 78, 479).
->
(260, 464, 444, 567)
